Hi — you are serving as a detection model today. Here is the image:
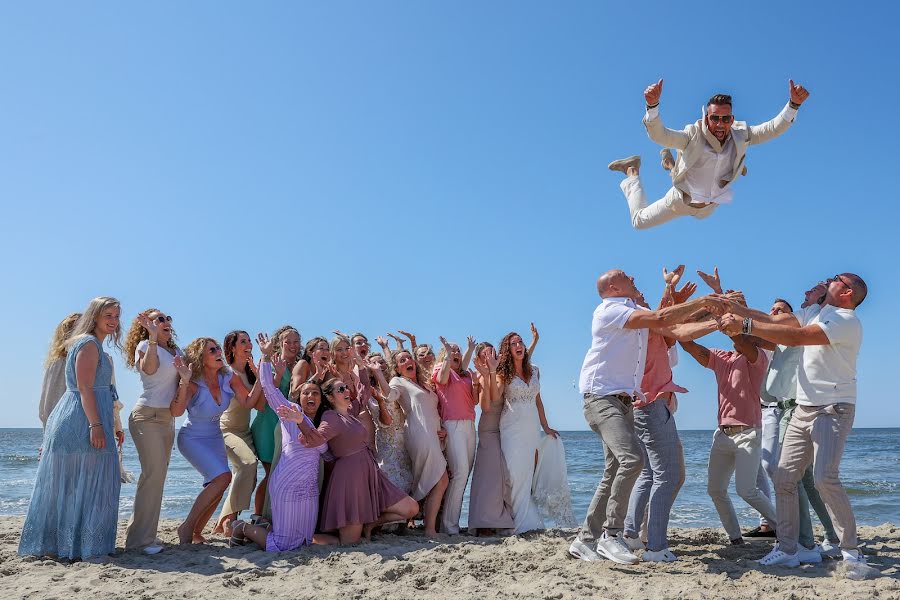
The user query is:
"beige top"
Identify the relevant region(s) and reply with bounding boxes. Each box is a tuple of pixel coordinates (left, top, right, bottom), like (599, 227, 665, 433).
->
(39, 358, 67, 428)
(220, 369, 252, 431)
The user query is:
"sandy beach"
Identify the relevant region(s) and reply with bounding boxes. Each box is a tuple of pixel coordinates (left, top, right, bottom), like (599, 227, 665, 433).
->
(0, 518, 897, 599)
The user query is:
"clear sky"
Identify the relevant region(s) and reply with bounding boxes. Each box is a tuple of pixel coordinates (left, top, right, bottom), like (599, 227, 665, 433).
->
(1, 2, 897, 430)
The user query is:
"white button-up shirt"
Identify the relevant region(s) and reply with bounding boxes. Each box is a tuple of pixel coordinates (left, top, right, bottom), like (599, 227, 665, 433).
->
(578, 297, 648, 401)
(683, 138, 736, 204)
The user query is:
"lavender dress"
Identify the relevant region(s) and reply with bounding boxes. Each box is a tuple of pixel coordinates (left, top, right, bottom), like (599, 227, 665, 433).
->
(259, 363, 327, 550)
(177, 373, 232, 485)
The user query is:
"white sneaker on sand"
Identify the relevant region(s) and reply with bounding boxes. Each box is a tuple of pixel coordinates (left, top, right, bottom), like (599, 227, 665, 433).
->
(758, 545, 800, 568)
(620, 534, 645, 552)
(841, 548, 867, 564)
(643, 548, 677, 563)
(568, 539, 601, 562)
(596, 532, 639, 565)
(820, 539, 842, 558)
(798, 544, 823, 564)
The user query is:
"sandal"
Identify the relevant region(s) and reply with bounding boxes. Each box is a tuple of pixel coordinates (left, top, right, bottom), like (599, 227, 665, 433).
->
(228, 521, 248, 548)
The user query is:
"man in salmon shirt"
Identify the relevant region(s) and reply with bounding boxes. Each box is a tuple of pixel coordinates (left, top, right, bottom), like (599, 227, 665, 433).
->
(679, 333, 775, 546)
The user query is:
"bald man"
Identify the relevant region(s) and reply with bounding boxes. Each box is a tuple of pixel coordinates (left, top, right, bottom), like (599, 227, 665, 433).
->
(569, 269, 723, 564)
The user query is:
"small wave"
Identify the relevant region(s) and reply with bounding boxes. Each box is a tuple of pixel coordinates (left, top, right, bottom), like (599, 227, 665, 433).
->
(1, 454, 39, 466)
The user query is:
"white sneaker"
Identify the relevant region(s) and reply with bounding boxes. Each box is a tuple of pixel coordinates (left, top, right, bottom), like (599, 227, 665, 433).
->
(620, 534, 645, 552)
(568, 539, 601, 562)
(142, 544, 164, 555)
(798, 544, 823, 564)
(820, 539, 842, 558)
(841, 548, 867, 564)
(595, 532, 639, 565)
(643, 548, 677, 563)
(758, 545, 800, 567)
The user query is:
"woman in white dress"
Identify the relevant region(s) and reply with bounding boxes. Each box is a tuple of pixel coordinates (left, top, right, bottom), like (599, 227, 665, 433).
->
(495, 331, 560, 534)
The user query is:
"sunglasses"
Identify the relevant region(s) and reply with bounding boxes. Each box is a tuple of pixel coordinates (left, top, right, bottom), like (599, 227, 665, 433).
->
(208, 346, 222, 355)
(708, 114, 734, 124)
(333, 384, 349, 394)
(156, 315, 173, 323)
(831, 274, 853, 288)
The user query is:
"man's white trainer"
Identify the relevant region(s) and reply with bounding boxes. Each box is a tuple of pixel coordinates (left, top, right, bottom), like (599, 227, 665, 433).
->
(596, 532, 639, 565)
(642, 548, 677, 563)
(758, 545, 801, 567)
(798, 544, 823, 564)
(568, 538, 601, 562)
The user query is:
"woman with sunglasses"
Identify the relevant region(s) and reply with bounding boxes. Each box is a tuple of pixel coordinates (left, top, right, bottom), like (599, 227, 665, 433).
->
(172, 337, 259, 544)
(214, 330, 266, 536)
(122, 309, 184, 554)
(229, 334, 339, 549)
(276, 375, 418, 545)
(389, 349, 448, 538)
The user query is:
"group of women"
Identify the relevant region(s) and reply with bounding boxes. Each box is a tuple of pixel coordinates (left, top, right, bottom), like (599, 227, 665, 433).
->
(19, 296, 573, 560)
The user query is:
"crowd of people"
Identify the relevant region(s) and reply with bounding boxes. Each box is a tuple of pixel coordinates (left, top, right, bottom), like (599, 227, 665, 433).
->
(20, 298, 573, 559)
(571, 265, 867, 569)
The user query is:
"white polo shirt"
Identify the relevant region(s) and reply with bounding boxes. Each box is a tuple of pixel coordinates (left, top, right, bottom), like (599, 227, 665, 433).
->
(578, 297, 648, 401)
(796, 304, 862, 406)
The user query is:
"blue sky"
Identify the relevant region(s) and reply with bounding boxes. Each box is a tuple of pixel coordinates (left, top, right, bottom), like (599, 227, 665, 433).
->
(1, 2, 897, 430)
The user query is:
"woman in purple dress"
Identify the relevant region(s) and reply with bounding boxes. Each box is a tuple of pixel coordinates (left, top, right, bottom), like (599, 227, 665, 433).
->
(230, 333, 339, 549)
(171, 337, 259, 544)
(277, 376, 418, 545)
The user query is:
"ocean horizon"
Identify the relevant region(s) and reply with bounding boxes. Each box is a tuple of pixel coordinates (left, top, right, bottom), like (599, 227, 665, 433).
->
(2, 427, 898, 530)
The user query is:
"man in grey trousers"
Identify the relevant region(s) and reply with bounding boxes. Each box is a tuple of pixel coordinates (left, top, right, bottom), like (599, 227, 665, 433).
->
(569, 268, 722, 564)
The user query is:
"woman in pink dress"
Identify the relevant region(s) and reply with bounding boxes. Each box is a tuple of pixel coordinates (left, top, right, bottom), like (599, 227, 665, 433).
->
(277, 376, 418, 544)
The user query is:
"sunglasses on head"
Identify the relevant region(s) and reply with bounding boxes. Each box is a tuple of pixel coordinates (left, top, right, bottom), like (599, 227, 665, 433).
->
(708, 114, 734, 123)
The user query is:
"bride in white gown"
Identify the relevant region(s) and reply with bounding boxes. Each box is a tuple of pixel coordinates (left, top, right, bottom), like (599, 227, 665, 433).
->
(496, 332, 574, 534)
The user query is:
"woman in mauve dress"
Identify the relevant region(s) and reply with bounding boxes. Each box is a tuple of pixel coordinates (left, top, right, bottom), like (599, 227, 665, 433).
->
(230, 334, 339, 549)
(388, 349, 448, 538)
(467, 342, 515, 534)
(277, 376, 418, 544)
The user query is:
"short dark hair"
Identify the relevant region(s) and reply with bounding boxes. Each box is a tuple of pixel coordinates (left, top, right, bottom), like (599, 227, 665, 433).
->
(841, 273, 868, 307)
(707, 94, 732, 108)
(773, 298, 794, 312)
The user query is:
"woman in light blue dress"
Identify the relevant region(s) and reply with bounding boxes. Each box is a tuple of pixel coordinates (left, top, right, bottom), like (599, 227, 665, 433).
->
(171, 337, 258, 544)
(19, 297, 123, 560)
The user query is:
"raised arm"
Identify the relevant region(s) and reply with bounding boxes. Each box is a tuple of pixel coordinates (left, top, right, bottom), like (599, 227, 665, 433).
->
(169, 355, 195, 418)
(527, 324, 539, 358)
(435, 336, 453, 386)
(625, 295, 721, 329)
(678, 339, 712, 368)
(748, 80, 809, 145)
(136, 313, 161, 375)
(718, 313, 829, 347)
(461, 335, 476, 372)
(642, 79, 691, 150)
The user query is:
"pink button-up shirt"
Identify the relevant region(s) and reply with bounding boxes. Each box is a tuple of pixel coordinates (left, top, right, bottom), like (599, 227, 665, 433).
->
(634, 331, 687, 409)
(708, 348, 769, 427)
(431, 366, 476, 421)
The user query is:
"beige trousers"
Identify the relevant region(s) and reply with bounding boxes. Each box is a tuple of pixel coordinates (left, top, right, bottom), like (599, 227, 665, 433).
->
(125, 405, 175, 550)
(218, 428, 258, 519)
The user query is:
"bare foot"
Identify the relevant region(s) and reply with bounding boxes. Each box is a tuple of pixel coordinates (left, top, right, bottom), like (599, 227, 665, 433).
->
(215, 515, 234, 537)
(424, 528, 439, 539)
(176, 523, 192, 545)
(363, 523, 375, 540)
(192, 534, 207, 544)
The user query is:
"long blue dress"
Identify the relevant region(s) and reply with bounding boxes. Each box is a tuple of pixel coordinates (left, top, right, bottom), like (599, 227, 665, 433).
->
(19, 335, 121, 559)
(177, 372, 232, 485)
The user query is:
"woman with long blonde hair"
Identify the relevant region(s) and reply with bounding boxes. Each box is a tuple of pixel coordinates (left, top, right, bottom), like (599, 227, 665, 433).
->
(19, 297, 123, 560)
(122, 308, 183, 554)
(38, 313, 81, 428)
(171, 337, 259, 544)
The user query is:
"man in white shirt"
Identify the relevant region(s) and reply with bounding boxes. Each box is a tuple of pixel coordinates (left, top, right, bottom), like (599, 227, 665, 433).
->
(718, 273, 868, 567)
(569, 269, 723, 565)
(608, 78, 810, 229)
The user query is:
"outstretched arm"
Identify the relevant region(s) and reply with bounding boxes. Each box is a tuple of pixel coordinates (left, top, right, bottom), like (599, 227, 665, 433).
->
(679, 339, 712, 368)
(719, 313, 828, 347)
(642, 79, 691, 150)
(748, 80, 809, 145)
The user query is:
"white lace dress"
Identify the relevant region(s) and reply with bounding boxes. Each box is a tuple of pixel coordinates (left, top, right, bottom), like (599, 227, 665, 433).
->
(499, 367, 546, 533)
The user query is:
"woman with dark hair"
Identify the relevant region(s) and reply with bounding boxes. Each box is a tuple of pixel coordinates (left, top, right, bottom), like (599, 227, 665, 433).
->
(251, 325, 300, 516)
(229, 334, 338, 550)
(20, 297, 123, 559)
(496, 331, 559, 534)
(276, 375, 418, 544)
(467, 342, 515, 534)
(172, 337, 259, 544)
(389, 349, 448, 538)
(215, 330, 265, 536)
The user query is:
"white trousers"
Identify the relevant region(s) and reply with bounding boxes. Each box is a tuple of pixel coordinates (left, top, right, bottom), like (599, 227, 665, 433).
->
(441, 419, 476, 534)
(620, 176, 717, 230)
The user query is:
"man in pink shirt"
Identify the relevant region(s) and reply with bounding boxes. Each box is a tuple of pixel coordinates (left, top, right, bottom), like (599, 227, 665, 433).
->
(680, 334, 775, 544)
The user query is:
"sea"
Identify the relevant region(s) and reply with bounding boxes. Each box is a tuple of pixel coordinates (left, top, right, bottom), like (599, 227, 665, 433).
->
(1, 428, 898, 529)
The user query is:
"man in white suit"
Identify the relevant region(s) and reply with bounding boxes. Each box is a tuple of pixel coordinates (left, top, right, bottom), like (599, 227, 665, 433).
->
(609, 79, 810, 229)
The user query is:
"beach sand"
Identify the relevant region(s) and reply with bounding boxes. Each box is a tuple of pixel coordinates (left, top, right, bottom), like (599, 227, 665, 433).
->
(1, 518, 898, 599)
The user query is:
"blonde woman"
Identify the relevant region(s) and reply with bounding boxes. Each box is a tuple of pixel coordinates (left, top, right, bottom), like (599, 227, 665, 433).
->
(39, 313, 81, 428)
(19, 297, 123, 560)
(172, 337, 258, 544)
(123, 308, 183, 554)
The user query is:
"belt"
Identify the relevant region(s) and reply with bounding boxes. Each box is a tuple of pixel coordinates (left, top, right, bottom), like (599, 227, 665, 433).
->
(720, 424, 754, 436)
(611, 393, 636, 405)
(761, 400, 793, 410)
